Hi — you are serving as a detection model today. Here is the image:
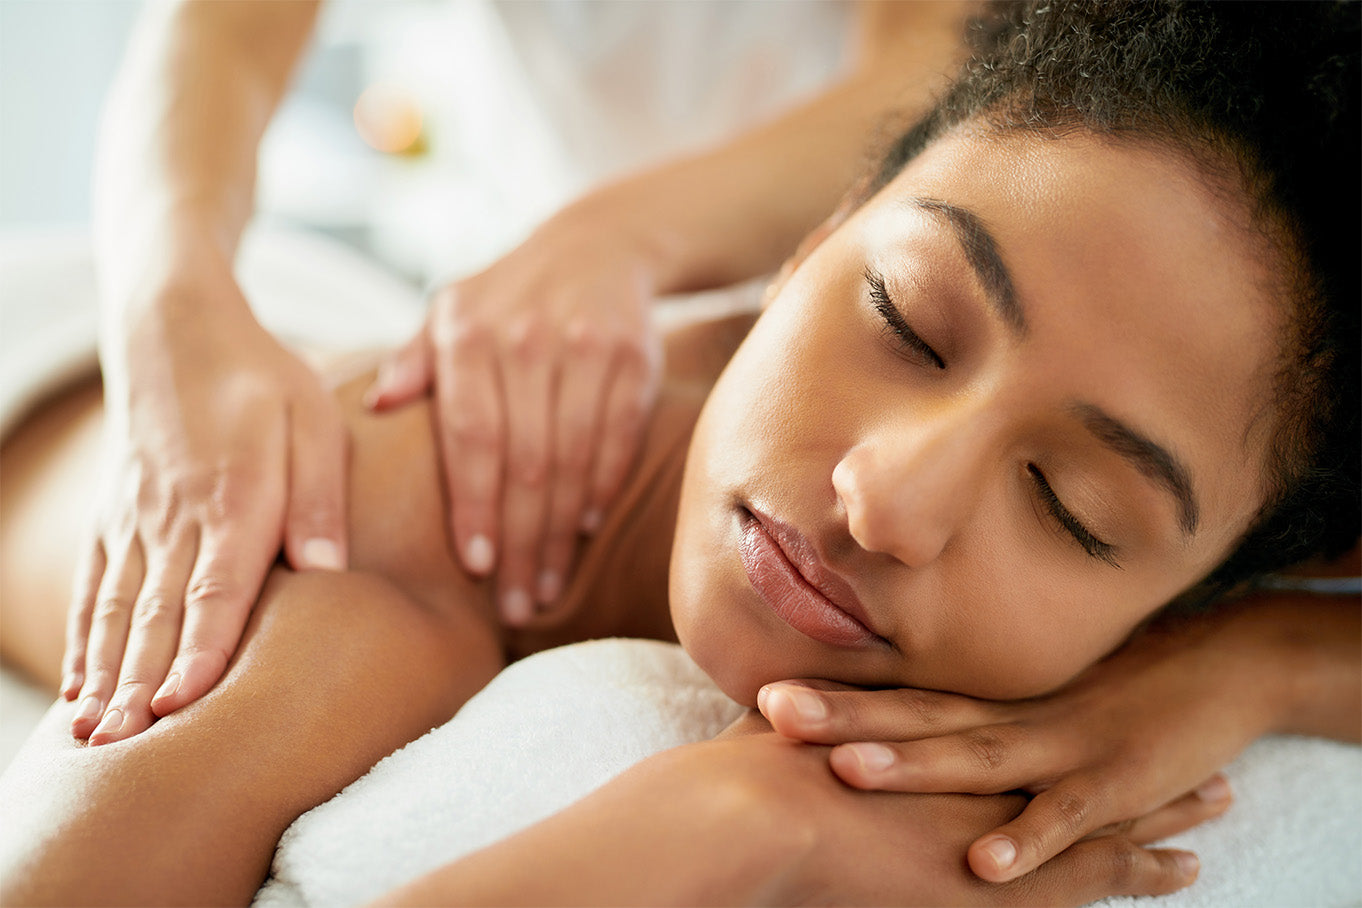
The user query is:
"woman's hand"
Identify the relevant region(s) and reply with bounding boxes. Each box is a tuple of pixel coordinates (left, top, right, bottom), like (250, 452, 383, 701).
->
(67, 261, 349, 745)
(365, 196, 662, 627)
(384, 712, 1209, 907)
(756, 607, 1287, 886)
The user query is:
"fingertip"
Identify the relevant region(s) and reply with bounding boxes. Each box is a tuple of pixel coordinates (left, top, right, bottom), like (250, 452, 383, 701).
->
(150, 671, 183, 716)
(299, 537, 346, 572)
(536, 569, 562, 606)
(968, 835, 1020, 882)
(579, 507, 603, 535)
(1194, 774, 1233, 805)
(70, 694, 103, 740)
(61, 672, 83, 700)
(500, 588, 533, 626)
(462, 533, 496, 575)
(1172, 850, 1200, 883)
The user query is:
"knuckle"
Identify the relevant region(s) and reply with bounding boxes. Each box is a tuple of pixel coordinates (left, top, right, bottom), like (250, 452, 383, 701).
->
(92, 596, 130, 624)
(962, 727, 1010, 773)
(184, 574, 238, 609)
(505, 318, 549, 361)
(112, 678, 157, 702)
(1052, 787, 1095, 834)
(895, 689, 944, 728)
(507, 449, 550, 487)
(130, 594, 179, 630)
(448, 412, 502, 451)
(83, 667, 119, 692)
(1107, 841, 1141, 888)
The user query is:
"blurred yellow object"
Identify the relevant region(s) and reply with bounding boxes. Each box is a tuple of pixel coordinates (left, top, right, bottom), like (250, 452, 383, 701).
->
(353, 84, 427, 156)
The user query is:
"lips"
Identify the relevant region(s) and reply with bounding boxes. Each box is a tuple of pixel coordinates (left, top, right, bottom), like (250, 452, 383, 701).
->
(738, 506, 884, 649)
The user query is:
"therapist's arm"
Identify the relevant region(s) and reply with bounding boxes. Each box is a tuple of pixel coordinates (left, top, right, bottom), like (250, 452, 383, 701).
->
(368, 0, 980, 634)
(71, 0, 340, 746)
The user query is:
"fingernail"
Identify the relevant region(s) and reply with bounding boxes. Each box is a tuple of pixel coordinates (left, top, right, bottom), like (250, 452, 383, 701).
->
(1174, 851, 1200, 878)
(93, 708, 125, 739)
(537, 570, 561, 604)
(580, 508, 603, 534)
(301, 538, 344, 571)
(465, 534, 495, 574)
(155, 672, 182, 704)
(501, 588, 532, 625)
(772, 686, 827, 724)
(846, 742, 896, 774)
(981, 837, 1017, 872)
(1195, 776, 1232, 803)
(756, 685, 771, 713)
(74, 695, 102, 725)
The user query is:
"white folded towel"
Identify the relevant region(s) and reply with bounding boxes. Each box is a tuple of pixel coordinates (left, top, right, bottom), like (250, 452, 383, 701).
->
(254, 637, 1362, 908)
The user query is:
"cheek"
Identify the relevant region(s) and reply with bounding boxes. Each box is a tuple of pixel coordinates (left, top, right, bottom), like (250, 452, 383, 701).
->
(936, 575, 1156, 699)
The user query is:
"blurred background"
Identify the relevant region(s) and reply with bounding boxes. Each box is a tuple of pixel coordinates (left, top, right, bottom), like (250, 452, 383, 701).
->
(0, 0, 846, 289)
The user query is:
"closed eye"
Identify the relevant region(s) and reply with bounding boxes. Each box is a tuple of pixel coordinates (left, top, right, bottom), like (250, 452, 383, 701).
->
(864, 267, 945, 370)
(1027, 464, 1120, 568)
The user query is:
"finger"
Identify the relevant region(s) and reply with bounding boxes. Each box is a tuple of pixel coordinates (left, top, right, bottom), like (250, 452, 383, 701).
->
(536, 323, 612, 609)
(282, 394, 349, 573)
(60, 538, 106, 699)
(828, 724, 1047, 796)
(1007, 838, 1198, 904)
(580, 342, 655, 533)
(495, 318, 555, 624)
(1119, 774, 1233, 844)
(90, 535, 197, 745)
(364, 327, 434, 411)
(150, 520, 274, 717)
(758, 681, 997, 744)
(433, 310, 503, 580)
(967, 776, 1114, 882)
(72, 536, 145, 740)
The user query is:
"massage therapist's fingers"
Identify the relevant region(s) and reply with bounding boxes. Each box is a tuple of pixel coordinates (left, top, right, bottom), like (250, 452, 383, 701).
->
(535, 326, 612, 609)
(60, 539, 106, 700)
(1006, 838, 1198, 904)
(581, 341, 657, 534)
(364, 325, 435, 411)
(90, 543, 196, 745)
(72, 536, 144, 740)
(1109, 774, 1234, 845)
(496, 317, 555, 625)
(281, 393, 349, 574)
(150, 514, 278, 717)
(433, 307, 504, 581)
(759, 681, 998, 744)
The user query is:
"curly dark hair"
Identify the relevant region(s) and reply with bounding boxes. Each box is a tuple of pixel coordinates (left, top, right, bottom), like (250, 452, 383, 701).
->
(865, 0, 1360, 597)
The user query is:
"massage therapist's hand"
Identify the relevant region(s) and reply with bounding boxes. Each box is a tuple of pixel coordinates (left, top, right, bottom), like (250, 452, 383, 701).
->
(67, 253, 349, 745)
(757, 608, 1288, 886)
(365, 194, 662, 627)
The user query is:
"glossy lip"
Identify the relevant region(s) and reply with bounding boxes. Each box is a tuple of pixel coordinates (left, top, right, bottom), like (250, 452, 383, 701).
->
(738, 505, 887, 649)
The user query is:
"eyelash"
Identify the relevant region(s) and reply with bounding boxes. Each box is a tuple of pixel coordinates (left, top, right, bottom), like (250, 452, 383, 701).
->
(864, 268, 946, 370)
(864, 268, 1116, 567)
(1027, 464, 1120, 567)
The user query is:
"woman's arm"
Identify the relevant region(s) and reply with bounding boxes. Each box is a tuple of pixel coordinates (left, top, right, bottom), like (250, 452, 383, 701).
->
(373, 725, 1205, 907)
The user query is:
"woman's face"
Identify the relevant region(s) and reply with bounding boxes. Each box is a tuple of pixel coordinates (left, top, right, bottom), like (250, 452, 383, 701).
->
(671, 127, 1283, 705)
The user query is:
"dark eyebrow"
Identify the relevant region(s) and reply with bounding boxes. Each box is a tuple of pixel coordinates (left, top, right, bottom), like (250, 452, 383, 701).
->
(1073, 403, 1200, 536)
(906, 197, 1027, 336)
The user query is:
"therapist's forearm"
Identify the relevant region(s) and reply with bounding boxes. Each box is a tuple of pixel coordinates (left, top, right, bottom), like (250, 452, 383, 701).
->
(585, 1, 978, 295)
(92, 0, 318, 310)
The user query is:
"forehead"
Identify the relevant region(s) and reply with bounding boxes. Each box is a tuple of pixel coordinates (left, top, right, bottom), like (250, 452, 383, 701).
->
(855, 127, 1285, 554)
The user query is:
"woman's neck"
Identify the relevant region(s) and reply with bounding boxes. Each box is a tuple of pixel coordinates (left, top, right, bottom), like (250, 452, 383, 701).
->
(506, 310, 757, 657)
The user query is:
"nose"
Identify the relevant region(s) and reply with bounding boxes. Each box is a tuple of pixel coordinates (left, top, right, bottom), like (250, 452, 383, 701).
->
(832, 402, 993, 568)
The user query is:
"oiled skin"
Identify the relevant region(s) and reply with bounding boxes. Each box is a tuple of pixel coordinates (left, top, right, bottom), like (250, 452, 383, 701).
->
(0, 313, 753, 906)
